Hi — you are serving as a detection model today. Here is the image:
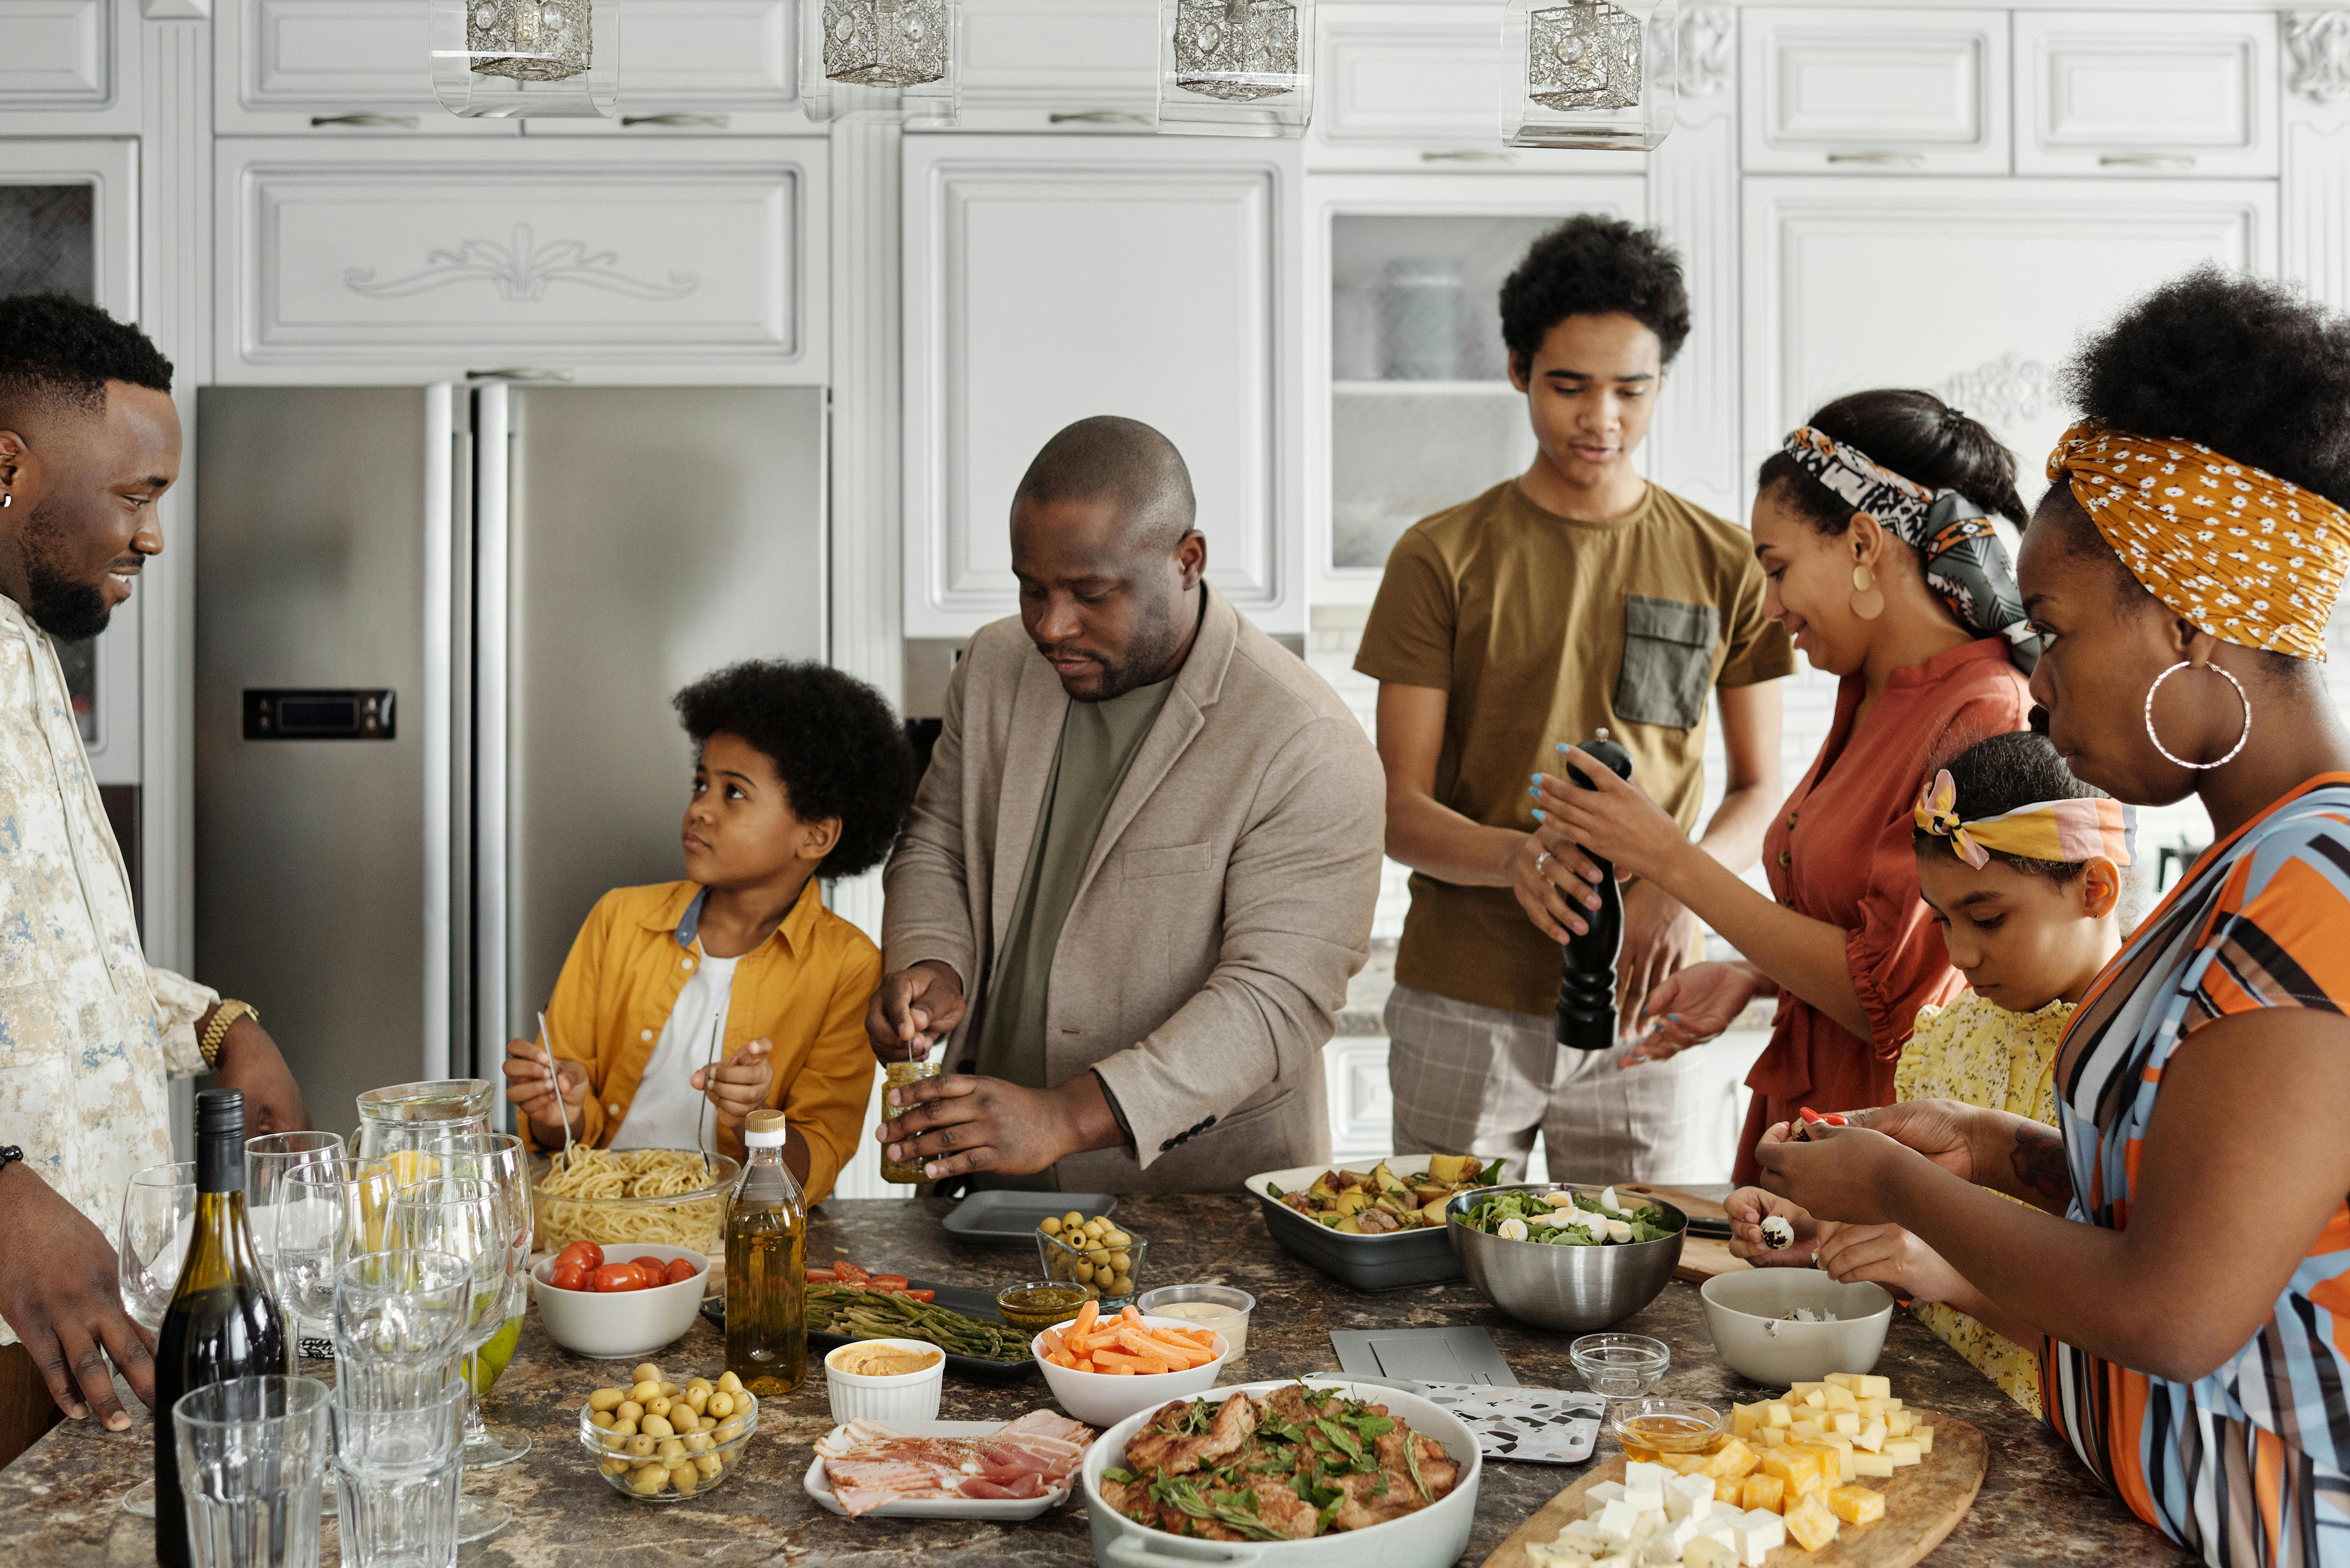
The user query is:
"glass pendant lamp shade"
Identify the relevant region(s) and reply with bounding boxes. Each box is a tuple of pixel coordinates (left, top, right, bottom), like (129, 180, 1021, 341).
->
(799, 0, 957, 123)
(1502, 0, 1675, 149)
(1158, 0, 1314, 136)
(431, 0, 618, 117)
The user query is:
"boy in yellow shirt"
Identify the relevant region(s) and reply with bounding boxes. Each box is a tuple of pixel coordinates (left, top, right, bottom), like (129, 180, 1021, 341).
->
(502, 660, 914, 1204)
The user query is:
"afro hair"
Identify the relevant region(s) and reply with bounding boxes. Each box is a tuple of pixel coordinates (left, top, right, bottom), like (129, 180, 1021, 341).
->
(0, 292, 172, 422)
(1499, 215, 1692, 376)
(2059, 266, 2350, 508)
(672, 660, 914, 880)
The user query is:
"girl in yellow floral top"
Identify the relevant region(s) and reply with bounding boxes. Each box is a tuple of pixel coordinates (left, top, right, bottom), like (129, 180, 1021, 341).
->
(1725, 731, 2131, 1416)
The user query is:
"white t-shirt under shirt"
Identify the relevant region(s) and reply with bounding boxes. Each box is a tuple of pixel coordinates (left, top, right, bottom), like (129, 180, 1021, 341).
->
(609, 945, 742, 1151)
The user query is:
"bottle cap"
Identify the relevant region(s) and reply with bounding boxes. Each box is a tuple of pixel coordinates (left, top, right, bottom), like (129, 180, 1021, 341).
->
(195, 1087, 246, 1140)
(743, 1108, 788, 1148)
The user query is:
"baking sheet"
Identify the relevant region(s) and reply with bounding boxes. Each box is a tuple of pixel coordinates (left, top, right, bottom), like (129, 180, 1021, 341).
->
(1330, 1326, 1519, 1386)
(940, 1190, 1118, 1245)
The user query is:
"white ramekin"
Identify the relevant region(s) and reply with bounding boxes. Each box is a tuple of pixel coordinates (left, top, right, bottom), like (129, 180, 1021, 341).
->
(823, 1337, 946, 1425)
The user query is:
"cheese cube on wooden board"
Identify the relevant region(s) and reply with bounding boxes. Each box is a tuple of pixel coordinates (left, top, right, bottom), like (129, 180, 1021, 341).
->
(1527, 1541, 1594, 1568)
(1885, 1437, 1923, 1467)
(1829, 1483, 1887, 1525)
(1821, 1384, 1859, 1413)
(1684, 1539, 1739, 1568)
(1730, 1509, 1785, 1567)
(1739, 1474, 1785, 1513)
(1763, 1402, 1792, 1427)
(1783, 1496, 1841, 1552)
(1914, 1426, 1935, 1454)
(1583, 1481, 1625, 1518)
(1629, 1509, 1667, 1543)
(1590, 1498, 1638, 1544)
(1662, 1474, 1715, 1523)
(1855, 1417, 1887, 1453)
(1702, 1438, 1759, 1482)
(1851, 1451, 1896, 1478)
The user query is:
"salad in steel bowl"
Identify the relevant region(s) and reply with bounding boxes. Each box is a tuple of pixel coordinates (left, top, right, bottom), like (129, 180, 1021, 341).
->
(1455, 1185, 1680, 1246)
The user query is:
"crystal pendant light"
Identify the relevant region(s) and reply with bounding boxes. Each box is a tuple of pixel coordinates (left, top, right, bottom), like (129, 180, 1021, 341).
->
(430, 0, 619, 117)
(800, 0, 957, 124)
(1502, 0, 1675, 149)
(1158, 0, 1314, 136)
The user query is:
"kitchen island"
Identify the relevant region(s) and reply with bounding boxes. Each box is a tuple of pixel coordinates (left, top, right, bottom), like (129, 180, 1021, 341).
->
(0, 1192, 2192, 1566)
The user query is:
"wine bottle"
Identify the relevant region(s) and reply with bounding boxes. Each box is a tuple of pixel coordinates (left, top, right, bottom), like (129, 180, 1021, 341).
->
(156, 1089, 288, 1568)
(724, 1108, 807, 1397)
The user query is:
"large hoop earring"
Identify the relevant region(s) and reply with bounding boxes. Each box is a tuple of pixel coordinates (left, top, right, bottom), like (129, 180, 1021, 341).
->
(2144, 660, 2250, 770)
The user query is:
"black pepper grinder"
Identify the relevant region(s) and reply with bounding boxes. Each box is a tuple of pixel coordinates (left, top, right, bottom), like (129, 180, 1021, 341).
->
(1554, 729, 1635, 1053)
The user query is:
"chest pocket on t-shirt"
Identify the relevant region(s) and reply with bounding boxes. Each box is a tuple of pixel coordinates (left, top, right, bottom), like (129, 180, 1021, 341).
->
(1614, 595, 1719, 730)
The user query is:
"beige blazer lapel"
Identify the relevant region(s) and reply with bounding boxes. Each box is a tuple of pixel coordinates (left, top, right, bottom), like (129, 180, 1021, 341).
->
(1075, 585, 1239, 895)
(989, 648, 1071, 952)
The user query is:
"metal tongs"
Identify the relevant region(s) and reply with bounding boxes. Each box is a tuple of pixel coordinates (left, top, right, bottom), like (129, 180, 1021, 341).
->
(535, 1009, 576, 1168)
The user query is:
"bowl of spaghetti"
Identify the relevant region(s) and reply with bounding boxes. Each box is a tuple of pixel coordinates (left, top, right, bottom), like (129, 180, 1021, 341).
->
(532, 1148, 740, 1262)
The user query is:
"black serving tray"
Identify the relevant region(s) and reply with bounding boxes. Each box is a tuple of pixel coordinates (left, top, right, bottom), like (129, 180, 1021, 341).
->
(698, 1278, 1037, 1382)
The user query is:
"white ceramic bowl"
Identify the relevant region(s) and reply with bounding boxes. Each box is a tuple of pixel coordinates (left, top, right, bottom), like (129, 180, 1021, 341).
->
(823, 1337, 947, 1425)
(1033, 1315, 1232, 1429)
(530, 1244, 709, 1361)
(1082, 1378, 1482, 1568)
(1699, 1269, 1896, 1387)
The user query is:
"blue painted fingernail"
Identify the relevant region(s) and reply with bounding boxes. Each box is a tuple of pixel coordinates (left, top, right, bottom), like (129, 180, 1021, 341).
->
(1530, 773, 1542, 785)
(1556, 742, 1570, 753)
(1531, 808, 1545, 821)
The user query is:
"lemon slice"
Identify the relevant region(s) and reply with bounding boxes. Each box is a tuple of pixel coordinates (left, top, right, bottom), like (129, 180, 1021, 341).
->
(385, 1149, 442, 1189)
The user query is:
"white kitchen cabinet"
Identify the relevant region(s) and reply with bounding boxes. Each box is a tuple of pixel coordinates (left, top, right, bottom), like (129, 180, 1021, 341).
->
(216, 0, 517, 135)
(1742, 176, 2274, 480)
(525, 0, 815, 136)
(954, 0, 1158, 127)
(901, 133, 1302, 636)
(214, 136, 826, 382)
(1742, 8, 2011, 175)
(1305, 170, 1644, 605)
(2014, 11, 2277, 177)
(0, 0, 139, 133)
(0, 136, 135, 311)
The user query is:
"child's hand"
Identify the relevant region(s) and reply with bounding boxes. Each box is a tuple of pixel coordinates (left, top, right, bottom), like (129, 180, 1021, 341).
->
(1725, 1185, 1822, 1267)
(1813, 1221, 1967, 1304)
(501, 1036, 585, 1141)
(694, 1037, 775, 1134)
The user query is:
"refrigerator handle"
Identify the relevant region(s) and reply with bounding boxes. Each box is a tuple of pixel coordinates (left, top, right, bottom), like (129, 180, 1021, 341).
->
(474, 382, 513, 1070)
(423, 384, 455, 1082)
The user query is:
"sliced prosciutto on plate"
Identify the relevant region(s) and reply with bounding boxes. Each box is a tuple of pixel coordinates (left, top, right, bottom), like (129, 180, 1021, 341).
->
(815, 1412, 1097, 1517)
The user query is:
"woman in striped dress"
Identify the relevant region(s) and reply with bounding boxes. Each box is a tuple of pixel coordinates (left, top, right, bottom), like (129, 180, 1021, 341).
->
(1756, 266, 2350, 1567)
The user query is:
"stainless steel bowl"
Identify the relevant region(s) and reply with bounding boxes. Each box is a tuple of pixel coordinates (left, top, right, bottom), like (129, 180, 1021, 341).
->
(1444, 1185, 1685, 1333)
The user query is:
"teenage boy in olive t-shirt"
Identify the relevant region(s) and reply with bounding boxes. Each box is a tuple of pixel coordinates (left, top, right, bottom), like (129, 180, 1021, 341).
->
(1355, 216, 1793, 1185)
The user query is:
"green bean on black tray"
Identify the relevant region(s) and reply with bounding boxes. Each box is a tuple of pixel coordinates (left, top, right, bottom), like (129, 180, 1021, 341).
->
(807, 1284, 1031, 1363)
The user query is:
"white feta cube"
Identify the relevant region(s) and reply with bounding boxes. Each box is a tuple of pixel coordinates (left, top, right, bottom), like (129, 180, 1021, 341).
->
(1661, 1472, 1715, 1523)
(1731, 1510, 1785, 1568)
(1591, 1499, 1638, 1545)
(1637, 1531, 1682, 1567)
(1560, 1520, 1605, 1544)
(1683, 1540, 1739, 1568)
(1629, 1507, 1667, 1543)
(1620, 1461, 1670, 1511)
(1697, 1518, 1739, 1550)
(1582, 1481, 1626, 1520)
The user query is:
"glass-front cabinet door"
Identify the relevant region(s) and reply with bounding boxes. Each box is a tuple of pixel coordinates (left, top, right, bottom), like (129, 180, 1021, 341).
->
(0, 140, 141, 791)
(1306, 172, 1646, 605)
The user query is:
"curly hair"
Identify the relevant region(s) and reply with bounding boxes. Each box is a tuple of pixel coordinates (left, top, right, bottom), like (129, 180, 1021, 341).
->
(1912, 730, 2113, 883)
(2059, 266, 2350, 507)
(1499, 216, 1691, 375)
(0, 292, 172, 421)
(1757, 389, 2026, 536)
(672, 660, 913, 880)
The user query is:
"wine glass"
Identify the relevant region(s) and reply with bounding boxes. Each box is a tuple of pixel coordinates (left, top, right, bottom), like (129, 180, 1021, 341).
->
(278, 1158, 398, 1516)
(116, 1161, 196, 1518)
(246, 1131, 345, 1373)
(391, 1177, 516, 1543)
(439, 1131, 533, 1466)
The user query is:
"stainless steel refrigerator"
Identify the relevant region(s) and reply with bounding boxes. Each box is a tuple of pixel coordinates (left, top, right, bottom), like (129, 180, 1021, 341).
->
(195, 384, 828, 1135)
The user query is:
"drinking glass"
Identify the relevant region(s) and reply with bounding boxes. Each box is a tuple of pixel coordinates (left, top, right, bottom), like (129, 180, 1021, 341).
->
(172, 1374, 331, 1568)
(438, 1131, 532, 1466)
(117, 1160, 197, 1518)
(246, 1132, 346, 1374)
(276, 1159, 398, 1517)
(331, 1250, 472, 1395)
(332, 1379, 467, 1568)
(389, 1178, 515, 1542)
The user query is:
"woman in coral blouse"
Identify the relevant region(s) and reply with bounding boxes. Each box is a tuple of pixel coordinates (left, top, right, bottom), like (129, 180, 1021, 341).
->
(1538, 390, 2033, 1180)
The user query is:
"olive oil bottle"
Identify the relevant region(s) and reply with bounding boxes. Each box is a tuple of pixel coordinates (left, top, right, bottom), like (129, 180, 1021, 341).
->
(877, 1053, 937, 1184)
(724, 1108, 806, 1397)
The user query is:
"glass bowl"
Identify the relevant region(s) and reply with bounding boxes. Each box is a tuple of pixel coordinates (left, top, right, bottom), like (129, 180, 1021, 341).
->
(1611, 1397, 1725, 1458)
(995, 1281, 1090, 1334)
(1569, 1331, 1670, 1399)
(1035, 1224, 1147, 1308)
(579, 1384, 759, 1502)
(531, 1152, 740, 1259)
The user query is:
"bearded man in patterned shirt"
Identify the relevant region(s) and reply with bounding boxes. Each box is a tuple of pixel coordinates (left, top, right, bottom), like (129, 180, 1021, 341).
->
(0, 294, 308, 1465)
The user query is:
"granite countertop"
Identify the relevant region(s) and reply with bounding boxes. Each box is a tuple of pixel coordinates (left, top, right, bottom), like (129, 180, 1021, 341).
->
(0, 1193, 2193, 1567)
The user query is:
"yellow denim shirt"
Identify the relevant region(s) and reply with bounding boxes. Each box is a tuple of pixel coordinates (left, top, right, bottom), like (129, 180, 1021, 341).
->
(533, 878, 879, 1205)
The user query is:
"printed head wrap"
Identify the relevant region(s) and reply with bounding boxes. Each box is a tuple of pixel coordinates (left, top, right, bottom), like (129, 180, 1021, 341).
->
(1911, 768, 2135, 872)
(1780, 425, 2039, 671)
(2044, 421, 2350, 663)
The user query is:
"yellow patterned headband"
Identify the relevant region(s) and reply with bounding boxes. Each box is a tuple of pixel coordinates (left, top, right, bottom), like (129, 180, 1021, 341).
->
(1912, 769, 2134, 871)
(2046, 421, 2350, 662)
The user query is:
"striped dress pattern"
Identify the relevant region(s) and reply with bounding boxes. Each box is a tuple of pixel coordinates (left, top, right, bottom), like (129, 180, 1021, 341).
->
(2044, 774, 2350, 1567)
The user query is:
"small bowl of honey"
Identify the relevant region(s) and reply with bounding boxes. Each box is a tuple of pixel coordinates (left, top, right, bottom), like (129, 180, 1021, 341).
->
(1611, 1397, 1726, 1460)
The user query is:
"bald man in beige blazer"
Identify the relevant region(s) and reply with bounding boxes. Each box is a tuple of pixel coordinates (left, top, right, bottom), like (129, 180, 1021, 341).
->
(868, 417, 1386, 1194)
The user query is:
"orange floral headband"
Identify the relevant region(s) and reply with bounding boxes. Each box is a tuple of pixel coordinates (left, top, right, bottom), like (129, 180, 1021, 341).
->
(1912, 769, 2134, 871)
(2046, 421, 2350, 662)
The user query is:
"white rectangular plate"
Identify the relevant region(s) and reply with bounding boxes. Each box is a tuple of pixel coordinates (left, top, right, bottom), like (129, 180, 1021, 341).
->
(803, 1420, 1081, 1520)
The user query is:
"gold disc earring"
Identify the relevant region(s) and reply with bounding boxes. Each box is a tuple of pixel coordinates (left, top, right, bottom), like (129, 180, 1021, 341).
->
(1850, 560, 1884, 621)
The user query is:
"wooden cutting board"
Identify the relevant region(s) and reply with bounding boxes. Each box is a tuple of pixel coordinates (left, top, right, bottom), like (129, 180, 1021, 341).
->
(1479, 1411, 1988, 1568)
(1621, 1183, 1751, 1283)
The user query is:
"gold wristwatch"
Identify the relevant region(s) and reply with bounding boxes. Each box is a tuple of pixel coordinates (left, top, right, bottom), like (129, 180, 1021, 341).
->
(199, 999, 259, 1069)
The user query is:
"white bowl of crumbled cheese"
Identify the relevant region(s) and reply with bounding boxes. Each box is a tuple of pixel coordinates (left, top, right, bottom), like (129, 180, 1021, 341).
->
(1698, 1270, 1894, 1387)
